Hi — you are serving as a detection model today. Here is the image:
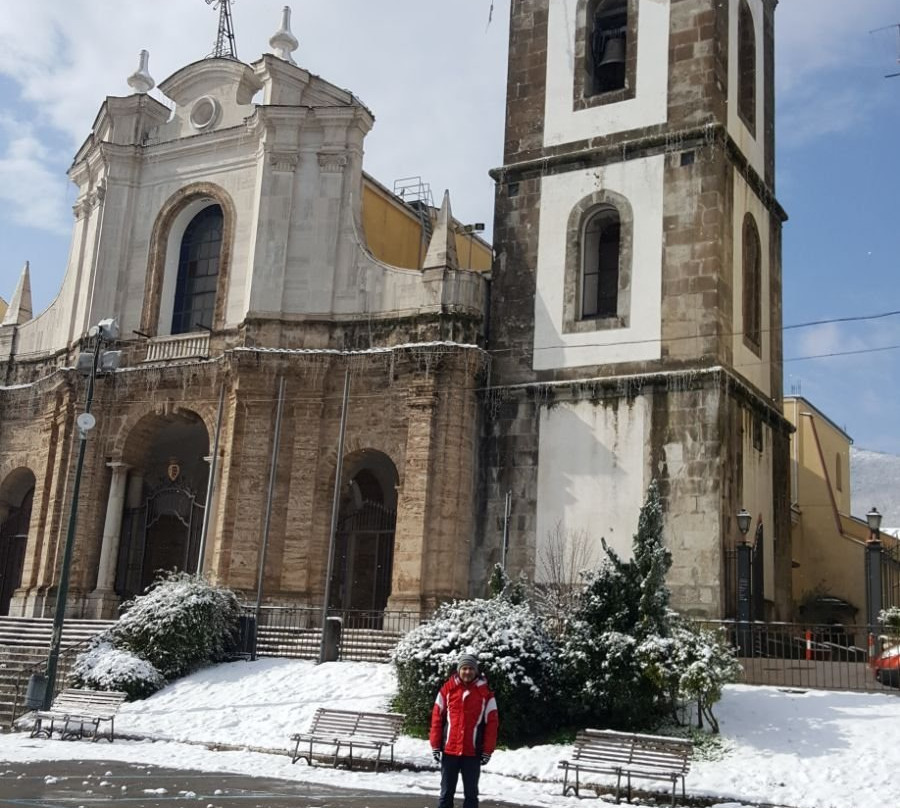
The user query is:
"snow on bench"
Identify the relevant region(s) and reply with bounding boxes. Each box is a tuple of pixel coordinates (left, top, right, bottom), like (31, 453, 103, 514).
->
(558, 728, 693, 806)
(290, 707, 405, 771)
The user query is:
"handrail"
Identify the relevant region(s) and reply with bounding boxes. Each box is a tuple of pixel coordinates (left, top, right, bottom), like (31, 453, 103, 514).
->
(10, 638, 92, 728)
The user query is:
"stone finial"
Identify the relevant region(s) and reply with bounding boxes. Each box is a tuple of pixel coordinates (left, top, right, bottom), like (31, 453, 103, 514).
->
(2, 261, 33, 326)
(269, 6, 299, 64)
(422, 190, 459, 271)
(127, 49, 155, 94)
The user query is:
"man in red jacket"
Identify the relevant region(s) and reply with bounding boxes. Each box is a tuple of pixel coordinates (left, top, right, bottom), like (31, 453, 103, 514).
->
(429, 653, 499, 808)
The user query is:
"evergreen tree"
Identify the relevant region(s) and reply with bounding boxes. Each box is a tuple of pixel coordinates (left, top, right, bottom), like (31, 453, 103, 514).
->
(561, 480, 673, 728)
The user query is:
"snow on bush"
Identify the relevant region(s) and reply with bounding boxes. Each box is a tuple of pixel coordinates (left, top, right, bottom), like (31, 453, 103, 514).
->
(561, 481, 737, 733)
(71, 641, 165, 701)
(109, 571, 241, 681)
(879, 606, 900, 639)
(638, 620, 741, 733)
(391, 597, 558, 745)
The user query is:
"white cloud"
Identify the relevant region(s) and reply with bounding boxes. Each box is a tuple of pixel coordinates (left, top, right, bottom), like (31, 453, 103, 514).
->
(0, 0, 510, 237)
(776, 0, 899, 92)
(775, 0, 899, 147)
(0, 117, 71, 234)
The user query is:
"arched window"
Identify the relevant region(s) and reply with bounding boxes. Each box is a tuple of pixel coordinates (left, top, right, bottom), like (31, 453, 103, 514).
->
(171, 205, 223, 334)
(742, 213, 761, 352)
(737, 0, 756, 134)
(587, 0, 628, 96)
(582, 206, 621, 319)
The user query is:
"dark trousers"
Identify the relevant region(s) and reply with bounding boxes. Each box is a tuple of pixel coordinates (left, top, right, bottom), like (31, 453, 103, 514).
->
(438, 754, 481, 808)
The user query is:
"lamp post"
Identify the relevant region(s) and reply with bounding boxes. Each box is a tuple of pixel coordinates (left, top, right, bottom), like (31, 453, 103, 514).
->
(736, 508, 753, 656)
(865, 506, 884, 656)
(41, 319, 121, 709)
(462, 222, 485, 270)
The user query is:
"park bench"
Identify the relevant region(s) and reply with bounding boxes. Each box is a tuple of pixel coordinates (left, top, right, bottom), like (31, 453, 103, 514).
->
(290, 707, 405, 771)
(29, 688, 127, 743)
(558, 728, 693, 806)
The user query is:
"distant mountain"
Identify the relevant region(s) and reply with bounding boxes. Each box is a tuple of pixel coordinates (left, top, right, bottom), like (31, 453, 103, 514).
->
(851, 447, 900, 531)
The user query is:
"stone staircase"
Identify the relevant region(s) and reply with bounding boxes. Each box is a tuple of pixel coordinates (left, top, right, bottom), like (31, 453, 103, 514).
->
(255, 625, 402, 663)
(0, 617, 114, 732)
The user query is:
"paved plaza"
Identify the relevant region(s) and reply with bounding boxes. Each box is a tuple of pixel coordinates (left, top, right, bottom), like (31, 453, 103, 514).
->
(0, 759, 535, 808)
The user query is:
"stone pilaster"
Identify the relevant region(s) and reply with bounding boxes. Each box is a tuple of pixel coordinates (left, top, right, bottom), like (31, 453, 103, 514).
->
(388, 380, 438, 615)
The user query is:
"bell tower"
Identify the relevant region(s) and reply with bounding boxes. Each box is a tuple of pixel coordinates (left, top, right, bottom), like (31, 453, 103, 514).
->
(481, 0, 792, 619)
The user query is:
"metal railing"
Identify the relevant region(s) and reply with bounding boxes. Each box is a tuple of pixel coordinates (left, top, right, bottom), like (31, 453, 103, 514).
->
(10, 640, 89, 727)
(241, 605, 429, 662)
(696, 620, 897, 693)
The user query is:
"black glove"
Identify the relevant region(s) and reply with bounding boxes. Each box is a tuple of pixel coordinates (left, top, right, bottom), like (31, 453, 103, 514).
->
(432, 750, 441, 763)
(480, 753, 491, 766)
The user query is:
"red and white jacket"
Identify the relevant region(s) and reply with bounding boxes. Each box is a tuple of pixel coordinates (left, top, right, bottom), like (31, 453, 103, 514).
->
(429, 673, 499, 757)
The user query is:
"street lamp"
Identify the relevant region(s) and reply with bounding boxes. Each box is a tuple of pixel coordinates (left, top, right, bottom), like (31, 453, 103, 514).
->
(866, 506, 883, 542)
(736, 507, 753, 656)
(865, 506, 884, 653)
(737, 508, 752, 540)
(40, 319, 121, 709)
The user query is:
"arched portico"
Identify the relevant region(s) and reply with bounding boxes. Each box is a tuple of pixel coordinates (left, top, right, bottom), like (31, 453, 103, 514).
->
(328, 450, 398, 624)
(89, 409, 210, 614)
(0, 468, 36, 616)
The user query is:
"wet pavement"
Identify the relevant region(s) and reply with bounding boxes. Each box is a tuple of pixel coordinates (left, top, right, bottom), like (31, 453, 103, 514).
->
(0, 760, 536, 807)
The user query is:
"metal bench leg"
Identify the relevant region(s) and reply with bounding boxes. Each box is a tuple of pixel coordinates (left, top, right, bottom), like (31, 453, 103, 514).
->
(614, 771, 622, 804)
(373, 747, 383, 773)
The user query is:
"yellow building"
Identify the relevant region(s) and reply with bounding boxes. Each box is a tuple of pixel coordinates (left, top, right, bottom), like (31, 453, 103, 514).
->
(0, 298, 6, 322)
(362, 177, 491, 273)
(786, 396, 898, 623)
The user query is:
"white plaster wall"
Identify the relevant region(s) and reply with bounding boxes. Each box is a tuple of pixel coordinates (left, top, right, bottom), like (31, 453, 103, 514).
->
(731, 170, 771, 395)
(535, 396, 649, 580)
(534, 156, 664, 370)
(726, 0, 765, 177)
(543, 0, 670, 148)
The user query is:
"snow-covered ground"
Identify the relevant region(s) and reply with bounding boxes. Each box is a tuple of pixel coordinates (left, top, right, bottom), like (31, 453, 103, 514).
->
(2, 657, 897, 808)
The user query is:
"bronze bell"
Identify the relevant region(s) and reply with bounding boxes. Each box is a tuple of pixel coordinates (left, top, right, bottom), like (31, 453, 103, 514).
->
(599, 36, 626, 67)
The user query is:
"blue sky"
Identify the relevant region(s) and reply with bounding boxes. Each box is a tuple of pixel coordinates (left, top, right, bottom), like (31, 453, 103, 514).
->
(0, 0, 899, 453)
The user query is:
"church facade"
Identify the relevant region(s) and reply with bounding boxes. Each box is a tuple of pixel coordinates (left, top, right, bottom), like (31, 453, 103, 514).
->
(0, 0, 792, 623)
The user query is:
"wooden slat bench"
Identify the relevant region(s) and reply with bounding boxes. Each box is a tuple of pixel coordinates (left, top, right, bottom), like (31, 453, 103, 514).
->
(290, 707, 405, 771)
(558, 728, 693, 806)
(29, 688, 127, 743)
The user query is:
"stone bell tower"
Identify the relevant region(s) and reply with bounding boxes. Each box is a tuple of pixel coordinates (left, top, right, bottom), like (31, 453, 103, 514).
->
(480, 0, 793, 619)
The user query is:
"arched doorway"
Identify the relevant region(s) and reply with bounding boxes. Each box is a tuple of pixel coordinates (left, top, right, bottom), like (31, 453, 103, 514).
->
(118, 411, 210, 599)
(329, 452, 398, 625)
(0, 468, 36, 615)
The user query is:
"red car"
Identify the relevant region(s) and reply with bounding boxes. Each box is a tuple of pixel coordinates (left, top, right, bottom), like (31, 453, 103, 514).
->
(874, 644, 900, 688)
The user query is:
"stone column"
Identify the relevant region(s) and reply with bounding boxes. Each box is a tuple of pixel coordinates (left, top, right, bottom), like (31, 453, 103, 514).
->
(86, 461, 129, 618)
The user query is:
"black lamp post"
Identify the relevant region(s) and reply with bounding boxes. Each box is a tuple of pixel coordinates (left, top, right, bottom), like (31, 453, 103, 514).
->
(40, 319, 121, 709)
(866, 506, 883, 542)
(865, 506, 884, 656)
(736, 508, 753, 656)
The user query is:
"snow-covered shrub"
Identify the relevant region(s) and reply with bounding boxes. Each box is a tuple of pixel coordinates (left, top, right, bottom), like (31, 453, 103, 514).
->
(109, 571, 241, 680)
(561, 481, 736, 733)
(391, 597, 559, 746)
(638, 621, 741, 733)
(71, 641, 165, 701)
(879, 606, 900, 640)
(560, 481, 676, 729)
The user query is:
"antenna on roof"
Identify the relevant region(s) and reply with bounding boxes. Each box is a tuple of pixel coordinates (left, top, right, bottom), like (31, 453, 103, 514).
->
(870, 23, 900, 78)
(204, 0, 238, 61)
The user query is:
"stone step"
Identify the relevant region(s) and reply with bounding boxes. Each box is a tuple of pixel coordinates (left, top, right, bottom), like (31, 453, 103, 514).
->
(0, 618, 113, 649)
